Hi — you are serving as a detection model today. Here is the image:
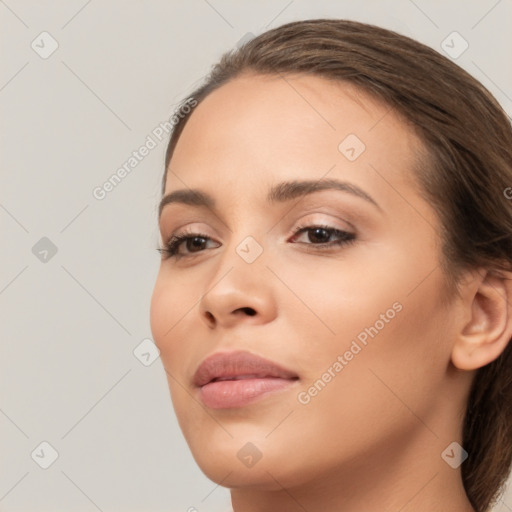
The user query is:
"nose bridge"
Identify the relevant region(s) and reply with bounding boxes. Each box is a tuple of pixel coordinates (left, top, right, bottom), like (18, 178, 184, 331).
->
(219, 208, 269, 270)
(198, 224, 275, 326)
(212, 229, 268, 299)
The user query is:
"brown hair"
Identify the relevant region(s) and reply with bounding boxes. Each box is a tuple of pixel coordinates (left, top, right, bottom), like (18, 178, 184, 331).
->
(161, 19, 512, 512)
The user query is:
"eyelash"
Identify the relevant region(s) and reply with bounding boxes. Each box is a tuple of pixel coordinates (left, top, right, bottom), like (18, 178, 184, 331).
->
(157, 223, 356, 261)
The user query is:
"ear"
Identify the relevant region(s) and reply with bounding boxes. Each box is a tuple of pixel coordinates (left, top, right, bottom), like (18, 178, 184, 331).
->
(451, 269, 512, 371)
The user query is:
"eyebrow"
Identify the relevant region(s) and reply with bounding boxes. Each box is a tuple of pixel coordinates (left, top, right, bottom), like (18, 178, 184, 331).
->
(158, 178, 382, 219)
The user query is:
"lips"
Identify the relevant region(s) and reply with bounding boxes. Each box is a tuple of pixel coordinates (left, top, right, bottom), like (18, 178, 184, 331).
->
(193, 350, 299, 409)
(193, 350, 299, 387)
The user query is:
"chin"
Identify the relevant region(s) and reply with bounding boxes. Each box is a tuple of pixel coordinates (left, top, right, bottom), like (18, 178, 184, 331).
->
(184, 432, 315, 491)
(194, 455, 298, 491)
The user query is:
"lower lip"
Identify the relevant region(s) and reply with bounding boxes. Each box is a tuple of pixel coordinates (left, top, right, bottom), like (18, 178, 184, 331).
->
(198, 377, 298, 409)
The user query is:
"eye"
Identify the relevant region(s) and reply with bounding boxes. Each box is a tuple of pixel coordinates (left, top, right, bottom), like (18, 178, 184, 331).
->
(156, 223, 357, 261)
(157, 231, 219, 260)
(290, 223, 356, 248)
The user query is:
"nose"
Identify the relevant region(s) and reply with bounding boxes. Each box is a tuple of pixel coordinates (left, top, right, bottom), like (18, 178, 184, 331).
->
(198, 249, 278, 329)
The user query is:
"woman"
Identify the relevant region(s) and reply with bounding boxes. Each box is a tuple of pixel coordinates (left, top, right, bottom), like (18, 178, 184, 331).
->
(150, 19, 512, 512)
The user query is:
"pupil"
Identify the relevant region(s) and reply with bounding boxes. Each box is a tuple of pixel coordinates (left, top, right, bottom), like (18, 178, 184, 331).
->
(188, 237, 206, 252)
(310, 228, 329, 243)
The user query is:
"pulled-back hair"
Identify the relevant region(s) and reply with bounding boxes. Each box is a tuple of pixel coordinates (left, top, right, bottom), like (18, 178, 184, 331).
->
(161, 19, 512, 512)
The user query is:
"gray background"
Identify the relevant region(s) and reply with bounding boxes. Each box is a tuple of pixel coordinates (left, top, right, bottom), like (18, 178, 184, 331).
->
(1, 1, 511, 511)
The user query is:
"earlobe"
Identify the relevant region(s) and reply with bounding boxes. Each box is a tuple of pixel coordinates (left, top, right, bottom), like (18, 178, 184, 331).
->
(451, 270, 512, 371)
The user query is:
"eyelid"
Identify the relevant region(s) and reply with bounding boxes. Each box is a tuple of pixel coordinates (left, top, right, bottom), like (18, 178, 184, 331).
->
(162, 221, 215, 239)
(285, 213, 356, 239)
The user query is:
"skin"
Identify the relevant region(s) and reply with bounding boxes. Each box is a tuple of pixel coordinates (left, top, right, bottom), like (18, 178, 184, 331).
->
(150, 72, 512, 511)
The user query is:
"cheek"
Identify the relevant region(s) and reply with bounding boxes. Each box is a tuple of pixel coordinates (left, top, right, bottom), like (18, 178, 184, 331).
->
(149, 276, 172, 350)
(287, 254, 449, 424)
(149, 275, 199, 420)
(279, 255, 403, 359)
(279, 289, 448, 473)
(149, 271, 195, 360)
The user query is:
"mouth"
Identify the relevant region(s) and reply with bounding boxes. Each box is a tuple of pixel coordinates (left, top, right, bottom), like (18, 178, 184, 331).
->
(211, 374, 280, 381)
(193, 350, 299, 409)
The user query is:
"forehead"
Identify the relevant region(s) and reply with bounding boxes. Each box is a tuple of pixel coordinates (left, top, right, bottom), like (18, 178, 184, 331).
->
(165, 73, 422, 200)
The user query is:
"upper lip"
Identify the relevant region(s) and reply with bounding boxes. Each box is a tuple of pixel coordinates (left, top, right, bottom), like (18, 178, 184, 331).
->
(193, 350, 299, 387)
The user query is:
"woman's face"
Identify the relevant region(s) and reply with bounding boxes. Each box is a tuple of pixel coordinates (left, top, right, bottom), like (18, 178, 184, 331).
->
(150, 73, 466, 491)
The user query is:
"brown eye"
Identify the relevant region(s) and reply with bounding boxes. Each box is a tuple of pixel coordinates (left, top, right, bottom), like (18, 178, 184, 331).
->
(306, 227, 332, 243)
(291, 224, 356, 247)
(184, 236, 208, 252)
(157, 232, 219, 260)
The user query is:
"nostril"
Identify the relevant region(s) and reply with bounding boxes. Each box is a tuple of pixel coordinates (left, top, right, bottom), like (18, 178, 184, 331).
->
(240, 307, 256, 316)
